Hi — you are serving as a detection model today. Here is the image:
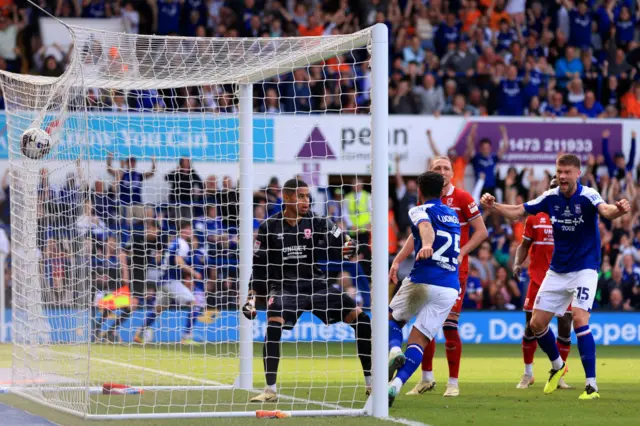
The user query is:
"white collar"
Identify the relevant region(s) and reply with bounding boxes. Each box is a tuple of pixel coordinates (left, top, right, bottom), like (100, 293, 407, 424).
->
(446, 185, 455, 196)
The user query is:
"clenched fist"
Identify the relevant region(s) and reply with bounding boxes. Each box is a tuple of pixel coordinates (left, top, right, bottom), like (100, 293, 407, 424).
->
(616, 199, 631, 215)
(480, 193, 496, 209)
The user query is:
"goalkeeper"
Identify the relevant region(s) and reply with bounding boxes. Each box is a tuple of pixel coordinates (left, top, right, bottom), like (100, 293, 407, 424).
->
(244, 178, 372, 403)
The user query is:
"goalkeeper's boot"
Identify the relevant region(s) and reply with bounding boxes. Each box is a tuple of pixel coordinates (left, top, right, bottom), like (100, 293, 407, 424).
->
(557, 377, 573, 390)
(405, 380, 437, 395)
(133, 329, 145, 344)
(388, 347, 406, 381)
(443, 384, 459, 397)
(578, 384, 600, 400)
(105, 330, 121, 344)
(388, 384, 399, 408)
(516, 374, 535, 389)
(365, 386, 372, 397)
(250, 388, 278, 403)
(543, 362, 567, 394)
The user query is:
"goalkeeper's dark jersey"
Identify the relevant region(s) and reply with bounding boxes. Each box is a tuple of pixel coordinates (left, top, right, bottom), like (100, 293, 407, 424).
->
(251, 212, 346, 292)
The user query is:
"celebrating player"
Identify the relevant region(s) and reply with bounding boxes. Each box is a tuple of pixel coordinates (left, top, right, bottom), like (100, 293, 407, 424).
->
(513, 177, 572, 390)
(387, 171, 461, 407)
(390, 156, 488, 397)
(248, 178, 369, 403)
(481, 154, 630, 399)
(133, 220, 201, 344)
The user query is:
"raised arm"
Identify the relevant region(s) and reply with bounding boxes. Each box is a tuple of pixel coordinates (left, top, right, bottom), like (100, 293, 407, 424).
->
(426, 129, 441, 157)
(480, 193, 527, 220)
(627, 131, 636, 172)
(601, 129, 615, 176)
(143, 157, 157, 179)
(597, 199, 631, 220)
(467, 123, 478, 159)
(497, 125, 509, 160)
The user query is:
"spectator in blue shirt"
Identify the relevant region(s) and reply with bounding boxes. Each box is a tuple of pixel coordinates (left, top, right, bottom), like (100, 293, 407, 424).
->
(82, 0, 111, 18)
(495, 20, 518, 53)
(497, 65, 525, 116)
(403, 36, 426, 67)
(157, 0, 182, 35)
(615, 6, 638, 47)
(576, 90, 606, 117)
(566, 0, 592, 48)
(555, 46, 584, 88)
(435, 13, 460, 57)
(542, 91, 569, 116)
(471, 125, 509, 196)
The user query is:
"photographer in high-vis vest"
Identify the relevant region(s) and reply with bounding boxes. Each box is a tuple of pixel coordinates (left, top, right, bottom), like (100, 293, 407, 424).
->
(344, 178, 372, 276)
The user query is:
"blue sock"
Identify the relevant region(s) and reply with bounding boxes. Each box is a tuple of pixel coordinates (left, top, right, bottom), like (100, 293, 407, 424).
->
(185, 306, 202, 334)
(396, 344, 424, 385)
(389, 318, 403, 350)
(144, 311, 157, 329)
(576, 325, 596, 380)
(535, 326, 562, 367)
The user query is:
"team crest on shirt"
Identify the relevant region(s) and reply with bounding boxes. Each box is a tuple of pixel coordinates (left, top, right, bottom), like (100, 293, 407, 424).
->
(253, 240, 261, 252)
(562, 207, 572, 217)
(447, 198, 453, 207)
(540, 217, 546, 223)
(304, 229, 312, 239)
(468, 202, 478, 213)
(575, 204, 581, 214)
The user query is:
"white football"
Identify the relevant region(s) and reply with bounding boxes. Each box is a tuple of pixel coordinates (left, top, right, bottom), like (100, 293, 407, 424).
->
(21, 128, 51, 160)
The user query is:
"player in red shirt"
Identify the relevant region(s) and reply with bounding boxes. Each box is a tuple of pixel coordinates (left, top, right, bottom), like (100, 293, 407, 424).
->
(513, 178, 572, 390)
(389, 156, 488, 397)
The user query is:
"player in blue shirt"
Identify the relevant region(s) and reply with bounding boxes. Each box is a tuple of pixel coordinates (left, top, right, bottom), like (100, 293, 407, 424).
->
(470, 125, 509, 196)
(480, 154, 630, 400)
(134, 221, 201, 344)
(387, 172, 461, 407)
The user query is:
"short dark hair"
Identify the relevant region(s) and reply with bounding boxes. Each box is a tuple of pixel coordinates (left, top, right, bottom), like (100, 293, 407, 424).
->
(479, 138, 491, 146)
(283, 178, 308, 196)
(179, 220, 192, 230)
(417, 171, 445, 199)
(556, 153, 581, 169)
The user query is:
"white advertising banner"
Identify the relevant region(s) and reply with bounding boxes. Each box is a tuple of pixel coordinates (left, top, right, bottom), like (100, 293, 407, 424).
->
(40, 17, 125, 50)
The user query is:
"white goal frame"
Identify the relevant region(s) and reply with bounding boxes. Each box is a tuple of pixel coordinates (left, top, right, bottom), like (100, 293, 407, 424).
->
(1, 23, 389, 420)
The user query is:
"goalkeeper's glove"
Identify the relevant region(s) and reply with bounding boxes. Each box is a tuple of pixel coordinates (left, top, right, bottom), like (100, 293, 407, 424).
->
(242, 295, 257, 320)
(343, 237, 357, 259)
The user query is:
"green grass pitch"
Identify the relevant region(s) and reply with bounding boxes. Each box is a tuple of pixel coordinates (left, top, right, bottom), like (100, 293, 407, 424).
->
(1, 343, 639, 425)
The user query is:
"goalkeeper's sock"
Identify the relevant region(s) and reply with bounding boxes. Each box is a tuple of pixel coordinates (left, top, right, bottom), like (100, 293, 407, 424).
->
(443, 320, 461, 379)
(576, 325, 596, 382)
(388, 317, 403, 352)
(535, 326, 563, 370)
(395, 344, 424, 385)
(556, 336, 571, 362)
(352, 312, 372, 379)
(264, 321, 283, 387)
(108, 308, 131, 331)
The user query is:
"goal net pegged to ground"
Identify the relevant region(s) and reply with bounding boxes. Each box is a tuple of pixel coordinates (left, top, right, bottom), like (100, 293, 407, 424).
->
(0, 23, 389, 419)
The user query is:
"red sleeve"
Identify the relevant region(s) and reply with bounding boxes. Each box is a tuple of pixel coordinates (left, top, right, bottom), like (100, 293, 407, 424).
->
(460, 190, 481, 222)
(523, 216, 535, 241)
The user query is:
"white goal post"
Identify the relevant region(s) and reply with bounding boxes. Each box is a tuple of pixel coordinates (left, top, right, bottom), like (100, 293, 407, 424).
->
(0, 22, 389, 419)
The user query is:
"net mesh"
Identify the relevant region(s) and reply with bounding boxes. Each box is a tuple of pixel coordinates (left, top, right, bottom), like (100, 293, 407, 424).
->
(1, 24, 377, 418)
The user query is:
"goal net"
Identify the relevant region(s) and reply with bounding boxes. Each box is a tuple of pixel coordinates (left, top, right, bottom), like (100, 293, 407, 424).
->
(0, 24, 389, 419)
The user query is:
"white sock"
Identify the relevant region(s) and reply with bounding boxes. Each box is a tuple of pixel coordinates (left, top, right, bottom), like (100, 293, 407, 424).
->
(448, 377, 458, 387)
(390, 346, 402, 354)
(586, 378, 597, 391)
(422, 371, 434, 382)
(364, 376, 372, 387)
(391, 377, 403, 393)
(551, 356, 564, 371)
(266, 384, 277, 393)
(524, 364, 533, 376)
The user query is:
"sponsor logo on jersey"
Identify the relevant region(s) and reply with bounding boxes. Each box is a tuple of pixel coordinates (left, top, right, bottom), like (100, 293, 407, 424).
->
(575, 204, 581, 214)
(446, 198, 453, 207)
(469, 202, 478, 214)
(562, 207, 572, 217)
(276, 233, 284, 240)
(540, 217, 547, 223)
(330, 225, 342, 238)
(253, 240, 261, 253)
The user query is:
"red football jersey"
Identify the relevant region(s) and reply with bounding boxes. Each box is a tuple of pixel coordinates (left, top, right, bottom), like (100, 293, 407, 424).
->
(441, 186, 482, 275)
(523, 213, 554, 285)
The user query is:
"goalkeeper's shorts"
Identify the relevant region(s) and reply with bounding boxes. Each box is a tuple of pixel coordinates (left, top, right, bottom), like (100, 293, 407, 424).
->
(266, 281, 357, 329)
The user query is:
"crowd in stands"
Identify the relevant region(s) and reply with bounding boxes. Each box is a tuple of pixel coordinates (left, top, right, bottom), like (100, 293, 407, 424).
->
(1, 0, 640, 312)
(2, 0, 640, 117)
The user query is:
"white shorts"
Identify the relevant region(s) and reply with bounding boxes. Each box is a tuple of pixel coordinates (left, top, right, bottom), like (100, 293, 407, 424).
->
(389, 278, 459, 340)
(157, 280, 196, 307)
(534, 269, 598, 316)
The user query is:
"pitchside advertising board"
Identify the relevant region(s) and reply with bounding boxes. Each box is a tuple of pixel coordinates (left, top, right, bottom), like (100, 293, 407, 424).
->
(3, 309, 640, 346)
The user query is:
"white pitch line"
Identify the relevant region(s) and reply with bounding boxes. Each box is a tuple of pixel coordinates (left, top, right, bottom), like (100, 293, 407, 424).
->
(90, 355, 430, 426)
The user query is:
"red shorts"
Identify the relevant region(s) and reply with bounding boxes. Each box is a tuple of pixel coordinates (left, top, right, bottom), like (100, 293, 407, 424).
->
(524, 280, 572, 313)
(450, 275, 468, 315)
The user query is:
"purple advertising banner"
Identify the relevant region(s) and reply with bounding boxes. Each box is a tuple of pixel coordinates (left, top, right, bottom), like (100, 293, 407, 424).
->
(455, 121, 623, 164)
